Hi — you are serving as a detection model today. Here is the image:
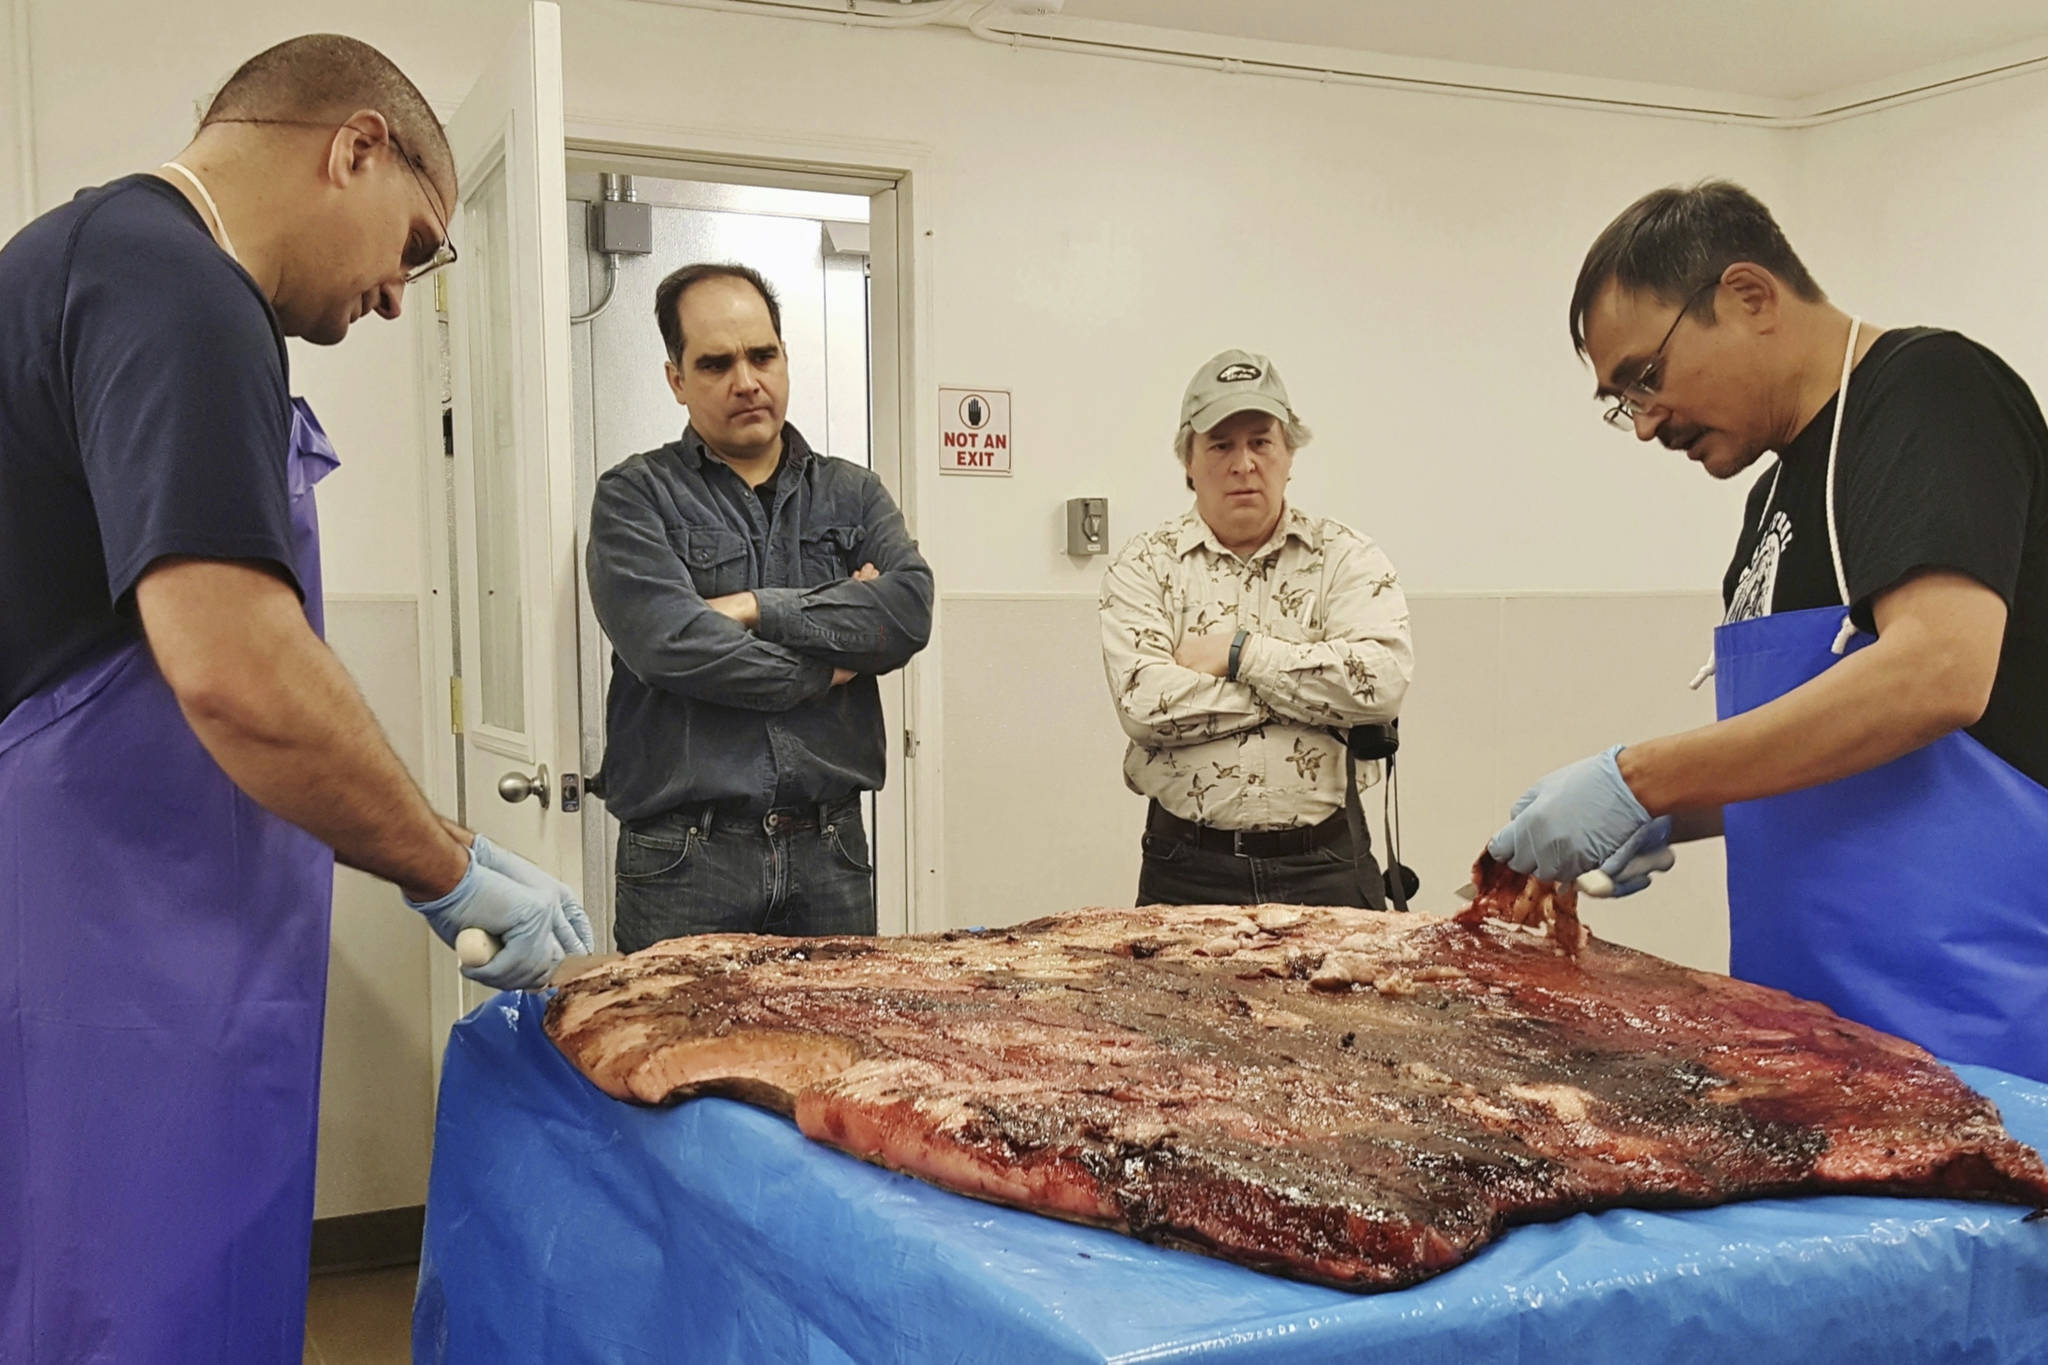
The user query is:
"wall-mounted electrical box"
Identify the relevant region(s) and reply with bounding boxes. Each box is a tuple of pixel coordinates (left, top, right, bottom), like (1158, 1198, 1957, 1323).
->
(1065, 497, 1109, 556)
(591, 198, 654, 256)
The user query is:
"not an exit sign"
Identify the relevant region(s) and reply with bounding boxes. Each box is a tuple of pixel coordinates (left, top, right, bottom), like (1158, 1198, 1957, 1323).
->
(939, 387, 1011, 476)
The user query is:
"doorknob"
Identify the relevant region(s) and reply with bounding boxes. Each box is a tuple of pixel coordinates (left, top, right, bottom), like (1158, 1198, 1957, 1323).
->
(498, 763, 551, 810)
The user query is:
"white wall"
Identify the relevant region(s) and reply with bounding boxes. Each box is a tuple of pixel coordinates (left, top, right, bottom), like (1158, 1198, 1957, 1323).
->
(17, 0, 2042, 1215)
(1, 0, 29, 231)
(319, 600, 438, 1218)
(1791, 72, 2048, 390)
(552, 5, 1778, 967)
(557, 4, 1774, 598)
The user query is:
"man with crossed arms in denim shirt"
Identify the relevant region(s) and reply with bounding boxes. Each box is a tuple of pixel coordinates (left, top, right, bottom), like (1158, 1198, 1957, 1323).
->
(588, 263, 933, 951)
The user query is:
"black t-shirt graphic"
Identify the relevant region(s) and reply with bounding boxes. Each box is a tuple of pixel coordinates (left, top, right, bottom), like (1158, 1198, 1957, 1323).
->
(1722, 327, 2048, 787)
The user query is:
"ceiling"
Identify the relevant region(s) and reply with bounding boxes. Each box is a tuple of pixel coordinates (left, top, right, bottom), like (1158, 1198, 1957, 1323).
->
(1054, 0, 2048, 103)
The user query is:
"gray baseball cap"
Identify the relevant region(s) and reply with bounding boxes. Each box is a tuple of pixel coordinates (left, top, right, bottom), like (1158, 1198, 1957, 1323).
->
(1179, 349, 1297, 436)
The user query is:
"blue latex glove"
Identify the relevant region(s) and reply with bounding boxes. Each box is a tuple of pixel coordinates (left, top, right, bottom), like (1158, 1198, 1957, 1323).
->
(405, 848, 569, 990)
(471, 834, 595, 956)
(1487, 744, 1653, 884)
(1590, 816, 1675, 897)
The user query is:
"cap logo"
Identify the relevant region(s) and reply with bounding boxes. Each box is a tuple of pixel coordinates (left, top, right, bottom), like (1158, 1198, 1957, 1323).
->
(1216, 362, 1262, 382)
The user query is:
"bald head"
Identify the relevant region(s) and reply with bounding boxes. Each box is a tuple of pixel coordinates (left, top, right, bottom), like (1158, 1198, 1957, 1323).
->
(202, 34, 454, 209)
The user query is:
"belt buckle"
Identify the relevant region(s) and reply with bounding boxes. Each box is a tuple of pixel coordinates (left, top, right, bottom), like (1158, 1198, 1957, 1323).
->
(1232, 829, 1249, 858)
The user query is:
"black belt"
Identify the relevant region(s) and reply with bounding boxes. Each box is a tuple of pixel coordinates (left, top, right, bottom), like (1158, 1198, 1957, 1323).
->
(645, 795, 859, 837)
(1145, 801, 1349, 858)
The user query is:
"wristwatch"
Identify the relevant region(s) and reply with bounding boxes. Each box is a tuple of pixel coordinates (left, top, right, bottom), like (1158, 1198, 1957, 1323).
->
(1226, 627, 1250, 682)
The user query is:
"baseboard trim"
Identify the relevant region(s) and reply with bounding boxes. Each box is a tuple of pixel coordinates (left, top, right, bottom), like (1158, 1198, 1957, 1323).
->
(310, 1204, 426, 1275)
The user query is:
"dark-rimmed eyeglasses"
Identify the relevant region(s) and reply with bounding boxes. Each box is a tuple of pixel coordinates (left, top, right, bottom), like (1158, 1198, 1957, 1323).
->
(204, 116, 457, 285)
(1601, 278, 1717, 430)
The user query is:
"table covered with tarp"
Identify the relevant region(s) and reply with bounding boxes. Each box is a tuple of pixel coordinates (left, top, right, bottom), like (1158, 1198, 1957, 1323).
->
(413, 990, 2048, 1364)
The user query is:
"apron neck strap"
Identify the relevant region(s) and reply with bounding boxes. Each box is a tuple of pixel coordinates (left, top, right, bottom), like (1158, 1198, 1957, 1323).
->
(1823, 317, 1861, 609)
(159, 161, 239, 264)
(1695, 315, 1866, 687)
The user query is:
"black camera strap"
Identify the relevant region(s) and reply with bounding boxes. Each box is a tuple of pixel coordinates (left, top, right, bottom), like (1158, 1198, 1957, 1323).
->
(1342, 724, 1412, 913)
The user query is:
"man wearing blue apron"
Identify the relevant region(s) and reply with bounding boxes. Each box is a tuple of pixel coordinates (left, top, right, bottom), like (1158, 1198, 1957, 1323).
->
(1486, 180, 2048, 1084)
(0, 36, 591, 1363)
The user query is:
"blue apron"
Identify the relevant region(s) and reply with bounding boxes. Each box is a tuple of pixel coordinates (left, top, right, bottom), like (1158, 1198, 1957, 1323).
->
(1715, 608, 2048, 1081)
(1710, 321, 2048, 1083)
(0, 399, 340, 1362)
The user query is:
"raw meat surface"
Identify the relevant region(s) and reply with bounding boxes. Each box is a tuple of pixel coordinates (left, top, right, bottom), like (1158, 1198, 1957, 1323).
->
(1455, 851, 1585, 954)
(545, 906, 2048, 1290)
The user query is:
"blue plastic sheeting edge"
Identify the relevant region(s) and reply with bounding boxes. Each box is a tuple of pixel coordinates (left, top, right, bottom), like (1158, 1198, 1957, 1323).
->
(415, 990, 2048, 1364)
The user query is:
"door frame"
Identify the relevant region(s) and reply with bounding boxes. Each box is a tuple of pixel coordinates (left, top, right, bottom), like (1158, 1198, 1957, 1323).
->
(417, 118, 947, 979)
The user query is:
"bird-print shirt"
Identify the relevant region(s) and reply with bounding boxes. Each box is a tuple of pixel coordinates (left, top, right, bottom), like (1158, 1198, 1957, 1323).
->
(1100, 505, 1413, 830)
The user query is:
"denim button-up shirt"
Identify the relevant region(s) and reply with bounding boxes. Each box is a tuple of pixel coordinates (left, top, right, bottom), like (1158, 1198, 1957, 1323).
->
(587, 423, 934, 822)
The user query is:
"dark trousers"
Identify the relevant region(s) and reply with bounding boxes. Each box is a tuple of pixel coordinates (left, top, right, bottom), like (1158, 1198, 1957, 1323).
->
(613, 796, 875, 952)
(1135, 808, 1387, 910)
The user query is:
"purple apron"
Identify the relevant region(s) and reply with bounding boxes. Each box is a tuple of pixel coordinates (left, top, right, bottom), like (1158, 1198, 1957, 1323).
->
(1710, 319, 2048, 1083)
(0, 399, 340, 1362)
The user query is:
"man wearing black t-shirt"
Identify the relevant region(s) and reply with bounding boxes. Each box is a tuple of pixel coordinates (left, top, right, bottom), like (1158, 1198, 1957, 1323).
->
(0, 35, 588, 1363)
(1484, 180, 2047, 1083)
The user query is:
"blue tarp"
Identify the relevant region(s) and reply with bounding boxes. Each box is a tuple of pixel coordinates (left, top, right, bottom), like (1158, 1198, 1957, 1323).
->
(415, 990, 2048, 1364)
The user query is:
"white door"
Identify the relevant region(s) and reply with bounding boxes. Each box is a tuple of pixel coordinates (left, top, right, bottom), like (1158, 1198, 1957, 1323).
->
(866, 186, 913, 934)
(442, 0, 579, 1007)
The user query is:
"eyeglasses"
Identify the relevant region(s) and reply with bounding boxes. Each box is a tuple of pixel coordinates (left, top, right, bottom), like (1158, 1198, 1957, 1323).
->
(1601, 278, 1717, 430)
(205, 117, 457, 285)
(387, 132, 458, 283)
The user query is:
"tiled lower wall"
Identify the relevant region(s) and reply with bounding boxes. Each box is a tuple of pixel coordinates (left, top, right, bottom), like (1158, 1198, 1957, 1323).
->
(939, 591, 1730, 974)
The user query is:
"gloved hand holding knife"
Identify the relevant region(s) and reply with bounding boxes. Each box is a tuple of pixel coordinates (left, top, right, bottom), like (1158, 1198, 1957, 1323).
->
(406, 834, 595, 990)
(1464, 745, 1677, 900)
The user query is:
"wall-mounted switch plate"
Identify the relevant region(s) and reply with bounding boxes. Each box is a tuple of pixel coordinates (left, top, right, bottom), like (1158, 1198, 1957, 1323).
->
(1066, 497, 1108, 556)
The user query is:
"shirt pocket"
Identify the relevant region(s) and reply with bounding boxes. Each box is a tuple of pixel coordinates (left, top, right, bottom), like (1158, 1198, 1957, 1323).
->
(670, 526, 751, 598)
(799, 524, 866, 587)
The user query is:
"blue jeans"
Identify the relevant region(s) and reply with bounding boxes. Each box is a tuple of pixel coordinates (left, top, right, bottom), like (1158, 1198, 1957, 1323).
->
(613, 796, 875, 952)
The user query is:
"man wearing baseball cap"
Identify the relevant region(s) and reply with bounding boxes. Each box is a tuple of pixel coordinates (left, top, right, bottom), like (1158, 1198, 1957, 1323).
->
(1099, 349, 1413, 907)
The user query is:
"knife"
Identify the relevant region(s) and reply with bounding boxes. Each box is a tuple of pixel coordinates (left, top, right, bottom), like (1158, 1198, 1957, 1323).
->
(1454, 846, 1677, 900)
(456, 928, 622, 986)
